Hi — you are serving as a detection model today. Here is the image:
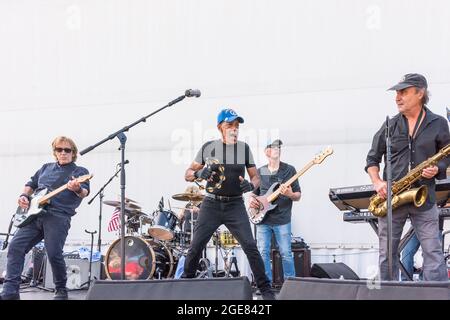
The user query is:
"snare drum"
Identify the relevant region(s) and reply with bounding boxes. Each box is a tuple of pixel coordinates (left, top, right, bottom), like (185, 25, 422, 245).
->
(148, 210, 178, 240)
(105, 236, 175, 280)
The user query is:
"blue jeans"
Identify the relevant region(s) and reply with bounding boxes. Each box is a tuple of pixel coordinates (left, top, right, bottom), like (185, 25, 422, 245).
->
(400, 233, 421, 281)
(256, 222, 295, 284)
(1, 213, 71, 296)
(400, 229, 444, 281)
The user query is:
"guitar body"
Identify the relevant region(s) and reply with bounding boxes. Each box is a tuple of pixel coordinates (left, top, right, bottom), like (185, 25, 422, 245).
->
(14, 188, 49, 228)
(247, 146, 333, 225)
(248, 182, 279, 224)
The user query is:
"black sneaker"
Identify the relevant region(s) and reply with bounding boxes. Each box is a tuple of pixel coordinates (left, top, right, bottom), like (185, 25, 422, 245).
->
(54, 288, 68, 300)
(0, 292, 20, 300)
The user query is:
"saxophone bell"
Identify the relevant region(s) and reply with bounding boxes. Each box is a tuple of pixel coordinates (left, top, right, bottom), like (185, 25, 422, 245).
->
(371, 185, 428, 217)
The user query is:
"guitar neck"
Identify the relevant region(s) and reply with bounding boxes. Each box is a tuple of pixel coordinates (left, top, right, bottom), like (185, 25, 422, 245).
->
(267, 160, 315, 203)
(39, 184, 69, 205)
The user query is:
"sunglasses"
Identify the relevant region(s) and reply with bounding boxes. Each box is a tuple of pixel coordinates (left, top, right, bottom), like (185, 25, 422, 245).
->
(54, 147, 73, 153)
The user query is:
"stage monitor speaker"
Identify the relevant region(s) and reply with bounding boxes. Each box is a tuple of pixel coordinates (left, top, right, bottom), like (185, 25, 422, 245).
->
(44, 258, 101, 289)
(278, 277, 450, 300)
(86, 277, 253, 300)
(272, 248, 311, 287)
(310, 262, 359, 280)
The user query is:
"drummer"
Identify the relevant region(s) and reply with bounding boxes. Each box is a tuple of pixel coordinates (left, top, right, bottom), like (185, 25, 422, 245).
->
(176, 185, 202, 234)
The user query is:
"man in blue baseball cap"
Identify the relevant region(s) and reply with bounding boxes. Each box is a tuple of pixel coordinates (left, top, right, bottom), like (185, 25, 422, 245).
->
(217, 108, 244, 125)
(181, 108, 276, 300)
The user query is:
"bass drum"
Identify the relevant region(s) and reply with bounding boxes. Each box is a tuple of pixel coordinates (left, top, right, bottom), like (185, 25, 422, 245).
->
(105, 236, 175, 280)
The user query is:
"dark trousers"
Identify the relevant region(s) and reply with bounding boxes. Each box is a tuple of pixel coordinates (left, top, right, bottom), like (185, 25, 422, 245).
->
(182, 197, 271, 291)
(2, 213, 71, 295)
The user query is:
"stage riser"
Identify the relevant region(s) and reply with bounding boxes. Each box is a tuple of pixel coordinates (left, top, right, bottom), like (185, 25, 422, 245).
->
(279, 277, 450, 300)
(86, 277, 253, 300)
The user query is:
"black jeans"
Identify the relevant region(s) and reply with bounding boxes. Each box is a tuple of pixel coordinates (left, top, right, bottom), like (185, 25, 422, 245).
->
(2, 213, 71, 295)
(182, 197, 271, 291)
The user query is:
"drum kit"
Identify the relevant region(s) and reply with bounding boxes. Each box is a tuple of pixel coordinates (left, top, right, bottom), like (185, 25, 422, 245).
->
(102, 192, 241, 280)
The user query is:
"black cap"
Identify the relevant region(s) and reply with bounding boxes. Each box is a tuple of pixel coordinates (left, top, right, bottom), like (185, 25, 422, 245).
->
(265, 139, 283, 149)
(388, 73, 428, 91)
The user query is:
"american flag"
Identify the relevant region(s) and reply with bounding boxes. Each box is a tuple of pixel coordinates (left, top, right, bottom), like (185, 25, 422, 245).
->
(107, 208, 121, 232)
(158, 196, 164, 211)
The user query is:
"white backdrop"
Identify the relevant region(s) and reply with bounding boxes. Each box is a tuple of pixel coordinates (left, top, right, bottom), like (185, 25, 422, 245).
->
(1, 0, 450, 276)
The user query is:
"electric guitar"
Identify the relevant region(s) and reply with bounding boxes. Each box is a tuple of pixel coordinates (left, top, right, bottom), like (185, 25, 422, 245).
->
(248, 147, 333, 224)
(13, 174, 93, 228)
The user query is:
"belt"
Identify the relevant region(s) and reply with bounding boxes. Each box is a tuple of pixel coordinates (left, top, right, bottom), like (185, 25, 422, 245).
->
(205, 193, 242, 202)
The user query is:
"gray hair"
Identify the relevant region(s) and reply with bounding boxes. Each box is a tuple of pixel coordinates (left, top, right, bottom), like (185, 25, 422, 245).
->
(415, 87, 430, 106)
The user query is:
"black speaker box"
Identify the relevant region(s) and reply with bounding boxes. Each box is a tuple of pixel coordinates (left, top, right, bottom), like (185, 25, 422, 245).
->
(86, 276, 253, 300)
(278, 277, 450, 300)
(310, 262, 359, 280)
(271, 248, 311, 287)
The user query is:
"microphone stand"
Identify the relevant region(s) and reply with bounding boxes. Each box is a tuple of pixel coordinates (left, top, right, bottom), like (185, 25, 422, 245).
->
(79, 92, 191, 280)
(385, 116, 394, 280)
(87, 164, 125, 252)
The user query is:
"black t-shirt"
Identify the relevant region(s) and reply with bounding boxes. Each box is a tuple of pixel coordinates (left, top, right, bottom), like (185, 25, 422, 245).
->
(253, 162, 301, 225)
(194, 140, 256, 196)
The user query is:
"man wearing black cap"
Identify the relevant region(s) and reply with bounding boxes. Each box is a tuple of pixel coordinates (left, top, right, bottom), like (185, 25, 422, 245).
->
(365, 73, 450, 281)
(181, 108, 275, 300)
(249, 139, 301, 286)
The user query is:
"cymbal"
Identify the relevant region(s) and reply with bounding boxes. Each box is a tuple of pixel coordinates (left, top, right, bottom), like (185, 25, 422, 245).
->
(124, 197, 139, 204)
(103, 200, 141, 210)
(172, 193, 204, 202)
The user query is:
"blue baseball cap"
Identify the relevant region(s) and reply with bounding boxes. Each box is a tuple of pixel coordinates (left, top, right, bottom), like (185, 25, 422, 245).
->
(217, 108, 244, 125)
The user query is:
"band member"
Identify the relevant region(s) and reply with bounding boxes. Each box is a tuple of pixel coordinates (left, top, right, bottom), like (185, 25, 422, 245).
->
(0, 136, 90, 300)
(365, 74, 450, 281)
(249, 139, 301, 284)
(176, 185, 202, 234)
(181, 108, 275, 300)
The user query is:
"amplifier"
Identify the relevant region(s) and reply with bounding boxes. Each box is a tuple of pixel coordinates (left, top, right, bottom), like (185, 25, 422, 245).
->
(271, 248, 311, 288)
(44, 258, 101, 289)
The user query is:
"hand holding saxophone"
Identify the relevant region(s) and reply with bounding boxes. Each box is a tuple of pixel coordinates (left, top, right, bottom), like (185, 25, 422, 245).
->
(421, 165, 439, 179)
(373, 180, 388, 200)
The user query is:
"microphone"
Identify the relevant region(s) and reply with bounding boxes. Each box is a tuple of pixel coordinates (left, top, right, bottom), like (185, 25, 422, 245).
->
(185, 89, 201, 98)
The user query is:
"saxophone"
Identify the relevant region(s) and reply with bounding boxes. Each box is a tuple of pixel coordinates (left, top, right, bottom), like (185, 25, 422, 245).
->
(368, 144, 450, 217)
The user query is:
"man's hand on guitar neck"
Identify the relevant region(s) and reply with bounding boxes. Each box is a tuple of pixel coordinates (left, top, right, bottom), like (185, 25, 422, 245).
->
(279, 184, 301, 201)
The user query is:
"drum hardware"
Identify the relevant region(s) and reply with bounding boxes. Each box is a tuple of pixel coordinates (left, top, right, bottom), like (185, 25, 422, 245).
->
(79, 229, 97, 289)
(220, 247, 240, 278)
